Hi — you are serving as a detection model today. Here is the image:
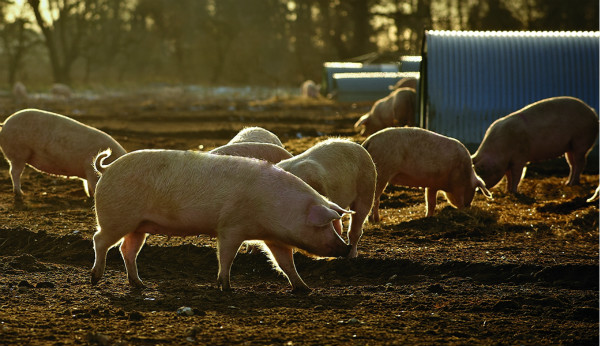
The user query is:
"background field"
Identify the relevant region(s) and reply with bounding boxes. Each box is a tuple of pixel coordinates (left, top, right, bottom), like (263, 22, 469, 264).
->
(0, 93, 598, 345)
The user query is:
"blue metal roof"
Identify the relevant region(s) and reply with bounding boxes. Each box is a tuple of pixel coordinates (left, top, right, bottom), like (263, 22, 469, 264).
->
(332, 71, 419, 102)
(420, 31, 600, 148)
(321, 62, 399, 97)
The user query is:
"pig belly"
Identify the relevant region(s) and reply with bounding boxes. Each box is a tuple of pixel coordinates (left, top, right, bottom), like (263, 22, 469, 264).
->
(527, 138, 570, 162)
(390, 171, 441, 189)
(27, 152, 85, 178)
(136, 220, 218, 237)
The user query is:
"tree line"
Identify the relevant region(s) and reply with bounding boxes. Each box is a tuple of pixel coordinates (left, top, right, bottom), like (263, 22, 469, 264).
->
(0, 0, 597, 89)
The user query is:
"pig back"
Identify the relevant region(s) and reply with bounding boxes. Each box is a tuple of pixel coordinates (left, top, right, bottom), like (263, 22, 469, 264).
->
(95, 150, 323, 233)
(0, 109, 125, 176)
(210, 142, 292, 164)
(363, 127, 471, 188)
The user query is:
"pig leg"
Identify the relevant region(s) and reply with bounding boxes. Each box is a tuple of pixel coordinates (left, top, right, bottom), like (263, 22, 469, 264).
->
(84, 165, 99, 198)
(91, 229, 124, 285)
(216, 234, 244, 292)
(264, 242, 310, 293)
(506, 163, 526, 193)
(565, 150, 586, 186)
(425, 188, 438, 217)
(120, 231, 147, 287)
(370, 180, 389, 222)
(8, 160, 26, 199)
(347, 203, 369, 258)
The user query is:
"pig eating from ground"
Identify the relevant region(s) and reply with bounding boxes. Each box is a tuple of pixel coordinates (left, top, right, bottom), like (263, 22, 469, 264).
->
(209, 142, 293, 164)
(277, 139, 376, 258)
(228, 126, 284, 147)
(354, 87, 416, 137)
(91, 149, 352, 292)
(363, 127, 492, 220)
(472, 96, 599, 193)
(0, 108, 126, 200)
(301, 80, 320, 99)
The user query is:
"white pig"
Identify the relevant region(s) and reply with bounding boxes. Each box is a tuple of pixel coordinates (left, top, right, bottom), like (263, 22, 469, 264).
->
(228, 126, 284, 148)
(0, 109, 126, 199)
(354, 87, 416, 137)
(472, 96, 599, 193)
(363, 127, 492, 219)
(209, 142, 293, 164)
(51, 83, 72, 99)
(301, 80, 320, 99)
(277, 139, 375, 258)
(91, 149, 352, 292)
(12, 82, 28, 104)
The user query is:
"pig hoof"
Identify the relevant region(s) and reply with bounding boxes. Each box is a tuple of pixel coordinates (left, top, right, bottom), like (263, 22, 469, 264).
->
(128, 278, 145, 288)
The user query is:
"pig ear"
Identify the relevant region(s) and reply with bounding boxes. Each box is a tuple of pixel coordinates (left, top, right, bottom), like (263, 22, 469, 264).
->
(307, 204, 342, 227)
(328, 201, 354, 216)
(475, 177, 493, 199)
(354, 114, 369, 129)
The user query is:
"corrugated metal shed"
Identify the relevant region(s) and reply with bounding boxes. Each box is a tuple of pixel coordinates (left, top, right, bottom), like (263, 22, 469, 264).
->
(332, 71, 419, 102)
(321, 62, 399, 97)
(419, 30, 600, 150)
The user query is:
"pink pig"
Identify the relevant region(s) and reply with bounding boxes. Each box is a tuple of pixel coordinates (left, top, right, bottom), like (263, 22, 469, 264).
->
(354, 87, 416, 137)
(277, 139, 376, 258)
(0, 108, 126, 200)
(363, 127, 492, 219)
(91, 149, 352, 292)
(228, 126, 284, 148)
(472, 97, 599, 193)
(210, 142, 292, 164)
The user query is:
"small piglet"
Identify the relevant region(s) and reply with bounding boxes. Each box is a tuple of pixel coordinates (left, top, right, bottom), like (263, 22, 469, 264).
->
(91, 149, 352, 292)
(277, 139, 376, 258)
(472, 96, 599, 193)
(354, 87, 416, 137)
(363, 127, 491, 219)
(228, 126, 284, 147)
(209, 142, 293, 164)
(0, 108, 126, 199)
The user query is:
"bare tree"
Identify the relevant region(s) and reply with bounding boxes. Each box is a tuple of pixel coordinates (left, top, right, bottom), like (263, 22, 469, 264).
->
(0, 4, 39, 87)
(28, 0, 94, 84)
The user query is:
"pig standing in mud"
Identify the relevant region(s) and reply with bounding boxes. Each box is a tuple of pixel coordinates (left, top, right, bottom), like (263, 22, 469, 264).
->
(209, 142, 292, 164)
(472, 96, 599, 193)
(228, 126, 284, 147)
(301, 80, 320, 99)
(277, 139, 376, 258)
(0, 109, 126, 200)
(363, 127, 492, 220)
(91, 149, 352, 292)
(354, 87, 416, 137)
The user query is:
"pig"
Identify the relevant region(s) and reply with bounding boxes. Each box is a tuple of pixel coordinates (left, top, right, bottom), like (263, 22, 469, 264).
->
(209, 142, 293, 164)
(354, 87, 416, 137)
(90, 149, 352, 292)
(301, 80, 320, 99)
(12, 82, 28, 104)
(362, 127, 492, 220)
(277, 139, 376, 258)
(0, 109, 127, 200)
(389, 76, 417, 91)
(51, 83, 72, 99)
(228, 126, 284, 148)
(472, 96, 599, 193)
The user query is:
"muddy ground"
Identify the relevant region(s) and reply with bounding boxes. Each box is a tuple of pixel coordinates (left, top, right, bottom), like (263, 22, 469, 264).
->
(0, 92, 598, 346)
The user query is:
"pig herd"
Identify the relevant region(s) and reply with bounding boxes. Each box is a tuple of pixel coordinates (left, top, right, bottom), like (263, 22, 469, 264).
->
(0, 94, 598, 293)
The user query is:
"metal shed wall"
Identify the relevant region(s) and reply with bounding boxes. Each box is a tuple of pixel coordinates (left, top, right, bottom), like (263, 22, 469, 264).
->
(332, 72, 419, 102)
(321, 62, 399, 97)
(420, 31, 599, 149)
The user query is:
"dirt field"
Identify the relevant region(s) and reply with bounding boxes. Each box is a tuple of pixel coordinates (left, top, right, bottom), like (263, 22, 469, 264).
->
(0, 92, 598, 346)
